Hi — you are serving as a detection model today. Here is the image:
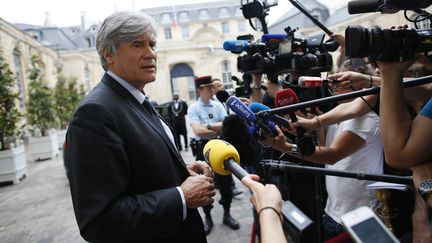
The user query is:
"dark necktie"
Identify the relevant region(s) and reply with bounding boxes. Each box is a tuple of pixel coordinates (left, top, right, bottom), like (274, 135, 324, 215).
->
(142, 98, 163, 129)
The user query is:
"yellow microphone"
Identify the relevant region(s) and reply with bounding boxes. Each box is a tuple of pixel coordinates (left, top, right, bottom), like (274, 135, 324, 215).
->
(203, 139, 248, 179)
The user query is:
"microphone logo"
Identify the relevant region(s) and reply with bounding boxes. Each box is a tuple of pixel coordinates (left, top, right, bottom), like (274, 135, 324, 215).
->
(276, 97, 296, 107)
(204, 148, 211, 164)
(229, 99, 251, 118)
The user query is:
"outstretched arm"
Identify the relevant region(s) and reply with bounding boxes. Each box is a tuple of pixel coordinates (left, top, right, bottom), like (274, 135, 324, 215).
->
(378, 61, 432, 168)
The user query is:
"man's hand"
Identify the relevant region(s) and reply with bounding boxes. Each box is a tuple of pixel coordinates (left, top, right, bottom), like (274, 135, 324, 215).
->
(187, 161, 212, 177)
(180, 175, 216, 208)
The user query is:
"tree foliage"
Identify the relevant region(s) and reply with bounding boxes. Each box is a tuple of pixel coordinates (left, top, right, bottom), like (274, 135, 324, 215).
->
(0, 53, 22, 150)
(54, 74, 84, 129)
(26, 54, 56, 136)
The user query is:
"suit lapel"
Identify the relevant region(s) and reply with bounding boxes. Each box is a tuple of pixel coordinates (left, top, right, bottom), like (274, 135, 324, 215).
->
(102, 74, 186, 167)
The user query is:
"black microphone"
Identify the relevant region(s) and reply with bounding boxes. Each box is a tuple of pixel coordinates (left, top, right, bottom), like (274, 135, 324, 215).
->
(216, 90, 230, 103)
(348, 0, 381, 14)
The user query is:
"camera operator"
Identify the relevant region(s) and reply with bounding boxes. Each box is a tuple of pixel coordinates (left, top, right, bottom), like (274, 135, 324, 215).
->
(377, 58, 432, 208)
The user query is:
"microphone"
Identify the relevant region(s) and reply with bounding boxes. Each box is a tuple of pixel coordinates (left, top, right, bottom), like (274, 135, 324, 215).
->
(227, 96, 276, 137)
(216, 90, 230, 103)
(203, 139, 248, 179)
(261, 34, 287, 43)
(348, 0, 380, 14)
(347, 0, 429, 14)
(274, 89, 316, 156)
(249, 102, 291, 129)
(223, 40, 250, 53)
(298, 76, 324, 88)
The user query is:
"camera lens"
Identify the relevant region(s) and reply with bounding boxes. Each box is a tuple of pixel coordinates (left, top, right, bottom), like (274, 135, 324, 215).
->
(346, 25, 369, 58)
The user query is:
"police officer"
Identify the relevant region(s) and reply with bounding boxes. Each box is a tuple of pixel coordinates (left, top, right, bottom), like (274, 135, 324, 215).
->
(188, 75, 240, 235)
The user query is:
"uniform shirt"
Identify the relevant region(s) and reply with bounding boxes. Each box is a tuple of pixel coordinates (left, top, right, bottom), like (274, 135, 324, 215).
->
(187, 98, 227, 140)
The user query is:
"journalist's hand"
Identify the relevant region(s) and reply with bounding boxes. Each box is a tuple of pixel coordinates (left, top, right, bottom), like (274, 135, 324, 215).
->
(241, 175, 282, 212)
(377, 59, 414, 77)
(261, 125, 291, 153)
(328, 71, 371, 90)
(181, 175, 216, 208)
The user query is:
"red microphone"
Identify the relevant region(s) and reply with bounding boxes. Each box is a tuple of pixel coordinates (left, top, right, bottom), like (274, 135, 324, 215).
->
(274, 88, 299, 111)
(298, 76, 323, 88)
(274, 88, 316, 156)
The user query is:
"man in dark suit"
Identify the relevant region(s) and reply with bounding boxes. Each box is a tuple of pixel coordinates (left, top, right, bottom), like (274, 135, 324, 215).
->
(64, 11, 215, 243)
(169, 93, 189, 151)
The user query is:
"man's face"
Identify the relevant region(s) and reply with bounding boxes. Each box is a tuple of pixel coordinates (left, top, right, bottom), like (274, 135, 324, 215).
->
(104, 34, 157, 89)
(213, 80, 224, 92)
(198, 86, 214, 101)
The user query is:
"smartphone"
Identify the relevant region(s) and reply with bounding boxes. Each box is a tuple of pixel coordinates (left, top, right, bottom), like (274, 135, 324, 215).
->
(340, 206, 399, 243)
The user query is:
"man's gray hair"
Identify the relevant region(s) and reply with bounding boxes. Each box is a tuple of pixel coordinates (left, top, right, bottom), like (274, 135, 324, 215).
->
(96, 11, 157, 70)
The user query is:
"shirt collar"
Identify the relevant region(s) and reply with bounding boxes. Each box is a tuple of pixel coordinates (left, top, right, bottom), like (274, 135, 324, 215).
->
(107, 70, 146, 104)
(198, 98, 213, 107)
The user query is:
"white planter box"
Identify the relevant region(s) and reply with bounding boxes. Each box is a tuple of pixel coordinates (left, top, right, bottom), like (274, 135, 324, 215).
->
(29, 132, 59, 161)
(57, 129, 67, 149)
(0, 145, 28, 184)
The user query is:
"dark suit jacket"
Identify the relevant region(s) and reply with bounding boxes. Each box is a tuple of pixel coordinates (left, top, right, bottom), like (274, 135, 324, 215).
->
(65, 74, 206, 243)
(169, 100, 188, 135)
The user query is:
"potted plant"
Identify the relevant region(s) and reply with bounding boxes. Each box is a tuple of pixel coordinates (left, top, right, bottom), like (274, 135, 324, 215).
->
(26, 54, 59, 161)
(53, 74, 85, 148)
(0, 52, 27, 184)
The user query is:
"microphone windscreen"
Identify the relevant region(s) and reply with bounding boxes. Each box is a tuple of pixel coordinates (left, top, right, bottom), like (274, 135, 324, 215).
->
(216, 90, 230, 103)
(298, 76, 324, 88)
(249, 102, 271, 113)
(274, 88, 299, 108)
(222, 114, 261, 166)
(226, 96, 257, 123)
(348, 0, 379, 14)
(223, 40, 249, 52)
(261, 34, 287, 43)
(203, 139, 240, 176)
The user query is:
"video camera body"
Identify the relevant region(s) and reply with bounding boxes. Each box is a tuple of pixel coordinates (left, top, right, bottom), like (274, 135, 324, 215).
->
(346, 0, 432, 61)
(224, 28, 338, 83)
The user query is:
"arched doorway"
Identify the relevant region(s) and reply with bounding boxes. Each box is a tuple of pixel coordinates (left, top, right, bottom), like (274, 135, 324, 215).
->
(170, 63, 195, 102)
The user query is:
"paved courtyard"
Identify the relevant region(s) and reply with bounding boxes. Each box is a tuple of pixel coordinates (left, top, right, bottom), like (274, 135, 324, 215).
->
(0, 146, 254, 243)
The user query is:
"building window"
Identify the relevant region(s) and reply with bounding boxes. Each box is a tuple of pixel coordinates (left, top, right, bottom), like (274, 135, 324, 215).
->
(198, 9, 210, 20)
(164, 28, 172, 39)
(311, 10, 321, 22)
(188, 77, 196, 100)
(84, 67, 91, 91)
(222, 22, 230, 33)
(219, 7, 229, 18)
(13, 52, 25, 111)
(238, 20, 245, 32)
(178, 11, 190, 22)
(417, 18, 431, 29)
(85, 37, 91, 47)
(181, 26, 190, 38)
(235, 6, 243, 17)
(221, 60, 233, 90)
(161, 13, 172, 24)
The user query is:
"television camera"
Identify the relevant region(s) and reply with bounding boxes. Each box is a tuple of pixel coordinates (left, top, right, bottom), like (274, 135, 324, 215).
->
(346, 0, 432, 61)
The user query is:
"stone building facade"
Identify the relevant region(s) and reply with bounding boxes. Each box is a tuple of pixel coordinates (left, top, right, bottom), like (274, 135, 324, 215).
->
(1, 0, 431, 108)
